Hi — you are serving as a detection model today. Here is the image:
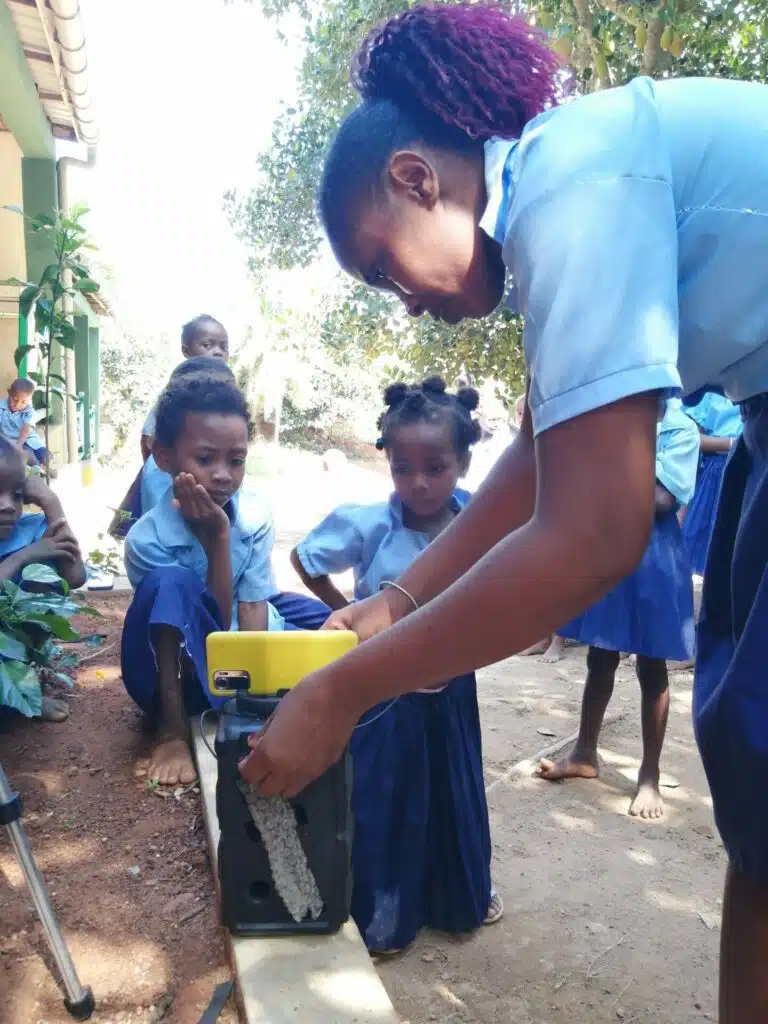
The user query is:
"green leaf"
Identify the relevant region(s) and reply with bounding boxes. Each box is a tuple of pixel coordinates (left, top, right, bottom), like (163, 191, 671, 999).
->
(67, 200, 90, 220)
(19, 284, 41, 318)
(72, 279, 100, 294)
(30, 213, 56, 230)
(0, 276, 32, 288)
(14, 344, 37, 369)
(0, 630, 29, 661)
(54, 671, 74, 688)
(0, 661, 41, 718)
(21, 563, 63, 586)
(22, 614, 79, 642)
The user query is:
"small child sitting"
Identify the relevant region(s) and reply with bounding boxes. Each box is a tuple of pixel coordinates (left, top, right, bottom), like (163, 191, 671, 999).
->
(0, 378, 49, 471)
(0, 438, 86, 722)
(121, 368, 328, 787)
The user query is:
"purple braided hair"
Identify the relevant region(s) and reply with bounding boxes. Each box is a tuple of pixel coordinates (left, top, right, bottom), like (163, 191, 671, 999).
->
(351, 3, 559, 141)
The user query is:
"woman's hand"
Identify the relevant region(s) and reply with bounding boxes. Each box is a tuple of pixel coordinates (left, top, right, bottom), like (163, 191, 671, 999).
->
(238, 670, 359, 797)
(321, 586, 412, 640)
(172, 473, 229, 546)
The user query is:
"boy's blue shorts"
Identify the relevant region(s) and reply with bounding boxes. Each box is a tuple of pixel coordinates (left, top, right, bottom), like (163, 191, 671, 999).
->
(23, 444, 47, 464)
(694, 393, 768, 883)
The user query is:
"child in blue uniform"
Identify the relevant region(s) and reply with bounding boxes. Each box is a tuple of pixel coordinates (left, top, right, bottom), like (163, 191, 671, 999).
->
(0, 439, 85, 721)
(122, 368, 327, 787)
(0, 378, 49, 471)
(681, 392, 741, 576)
(537, 399, 698, 818)
(239, 7, 768, 1015)
(140, 315, 229, 462)
(110, 356, 236, 540)
(291, 377, 500, 953)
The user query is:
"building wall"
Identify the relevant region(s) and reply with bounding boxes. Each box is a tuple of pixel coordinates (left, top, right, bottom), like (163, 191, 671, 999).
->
(0, 132, 26, 391)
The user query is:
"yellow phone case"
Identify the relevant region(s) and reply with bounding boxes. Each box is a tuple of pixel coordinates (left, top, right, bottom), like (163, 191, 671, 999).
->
(205, 630, 358, 697)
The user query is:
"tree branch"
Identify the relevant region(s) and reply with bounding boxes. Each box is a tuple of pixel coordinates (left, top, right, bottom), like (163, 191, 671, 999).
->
(593, 0, 641, 28)
(571, 0, 611, 88)
(642, 10, 665, 75)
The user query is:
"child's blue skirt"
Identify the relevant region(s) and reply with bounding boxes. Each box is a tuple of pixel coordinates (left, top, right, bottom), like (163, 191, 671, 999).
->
(120, 567, 330, 716)
(350, 674, 492, 951)
(694, 395, 768, 883)
(559, 510, 694, 661)
(682, 452, 728, 575)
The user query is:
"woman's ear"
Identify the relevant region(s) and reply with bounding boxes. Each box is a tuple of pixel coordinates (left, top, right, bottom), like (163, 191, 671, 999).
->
(388, 150, 440, 207)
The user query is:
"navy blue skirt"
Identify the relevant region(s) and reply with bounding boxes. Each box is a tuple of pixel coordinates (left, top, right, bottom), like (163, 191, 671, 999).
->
(350, 674, 492, 951)
(694, 395, 768, 883)
(682, 452, 728, 575)
(559, 510, 694, 661)
(120, 567, 331, 716)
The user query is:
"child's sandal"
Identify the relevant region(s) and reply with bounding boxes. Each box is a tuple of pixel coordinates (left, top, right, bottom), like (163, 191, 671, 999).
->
(483, 890, 504, 926)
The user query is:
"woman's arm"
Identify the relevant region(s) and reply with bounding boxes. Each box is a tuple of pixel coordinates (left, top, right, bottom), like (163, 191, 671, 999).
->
(242, 392, 659, 796)
(289, 548, 348, 610)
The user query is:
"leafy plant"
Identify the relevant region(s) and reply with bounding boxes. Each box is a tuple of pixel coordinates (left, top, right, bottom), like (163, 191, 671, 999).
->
(0, 562, 100, 718)
(1, 203, 100, 480)
(87, 535, 124, 576)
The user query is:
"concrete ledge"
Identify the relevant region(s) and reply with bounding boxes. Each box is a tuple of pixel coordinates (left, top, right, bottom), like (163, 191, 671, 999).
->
(193, 720, 400, 1024)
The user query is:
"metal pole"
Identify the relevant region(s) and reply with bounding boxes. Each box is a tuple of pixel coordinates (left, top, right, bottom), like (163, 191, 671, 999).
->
(0, 763, 94, 1020)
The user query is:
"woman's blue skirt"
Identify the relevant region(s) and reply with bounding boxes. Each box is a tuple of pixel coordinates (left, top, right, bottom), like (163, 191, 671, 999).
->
(694, 395, 768, 883)
(559, 510, 694, 661)
(350, 674, 492, 951)
(120, 567, 331, 715)
(682, 452, 728, 575)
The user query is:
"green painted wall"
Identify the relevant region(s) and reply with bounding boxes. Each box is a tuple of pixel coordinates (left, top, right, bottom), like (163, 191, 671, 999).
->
(88, 325, 100, 453)
(74, 314, 90, 457)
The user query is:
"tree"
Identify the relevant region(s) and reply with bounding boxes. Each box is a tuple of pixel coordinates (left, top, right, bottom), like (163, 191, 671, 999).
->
(228, 0, 768, 399)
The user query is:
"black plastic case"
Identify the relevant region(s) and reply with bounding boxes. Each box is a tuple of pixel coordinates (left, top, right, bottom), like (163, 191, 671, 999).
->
(215, 694, 353, 936)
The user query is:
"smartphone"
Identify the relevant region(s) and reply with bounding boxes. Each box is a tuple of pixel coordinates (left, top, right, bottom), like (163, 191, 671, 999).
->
(205, 630, 358, 698)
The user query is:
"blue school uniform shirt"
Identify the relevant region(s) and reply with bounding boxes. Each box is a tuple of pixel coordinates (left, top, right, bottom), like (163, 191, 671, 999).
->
(296, 490, 471, 601)
(124, 489, 284, 630)
(480, 77, 768, 436)
(0, 512, 47, 560)
(683, 392, 743, 439)
(0, 399, 43, 450)
(140, 455, 172, 512)
(656, 398, 700, 508)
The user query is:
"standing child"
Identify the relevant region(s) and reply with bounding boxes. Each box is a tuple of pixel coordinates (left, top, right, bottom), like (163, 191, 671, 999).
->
(291, 377, 501, 953)
(0, 378, 49, 472)
(121, 368, 327, 786)
(0, 439, 85, 722)
(140, 315, 229, 462)
(681, 392, 741, 576)
(537, 399, 699, 818)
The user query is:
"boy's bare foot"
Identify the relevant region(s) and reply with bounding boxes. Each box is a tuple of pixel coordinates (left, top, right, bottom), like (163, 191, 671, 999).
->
(540, 636, 566, 664)
(147, 737, 197, 786)
(519, 639, 550, 657)
(40, 695, 70, 722)
(536, 748, 599, 781)
(629, 775, 664, 819)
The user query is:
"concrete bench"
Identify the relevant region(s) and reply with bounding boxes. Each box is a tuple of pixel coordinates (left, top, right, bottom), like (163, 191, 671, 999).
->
(194, 721, 400, 1024)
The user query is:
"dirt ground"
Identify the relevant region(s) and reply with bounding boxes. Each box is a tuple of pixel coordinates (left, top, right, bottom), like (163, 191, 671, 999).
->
(0, 553, 724, 1023)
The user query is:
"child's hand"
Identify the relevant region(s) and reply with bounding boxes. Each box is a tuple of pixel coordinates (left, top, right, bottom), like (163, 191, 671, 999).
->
(172, 473, 229, 544)
(27, 524, 80, 565)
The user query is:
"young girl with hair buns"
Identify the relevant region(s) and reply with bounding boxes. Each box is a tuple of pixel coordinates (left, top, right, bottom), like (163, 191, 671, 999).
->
(291, 376, 501, 952)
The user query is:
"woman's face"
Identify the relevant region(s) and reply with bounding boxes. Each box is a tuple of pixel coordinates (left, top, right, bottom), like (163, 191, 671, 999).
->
(337, 152, 506, 325)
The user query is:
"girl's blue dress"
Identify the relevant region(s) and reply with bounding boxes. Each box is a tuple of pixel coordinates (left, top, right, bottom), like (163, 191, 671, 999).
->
(681, 393, 743, 575)
(296, 490, 492, 950)
(559, 400, 698, 661)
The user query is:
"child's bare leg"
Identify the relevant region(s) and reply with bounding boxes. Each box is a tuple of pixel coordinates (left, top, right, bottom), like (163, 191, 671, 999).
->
(540, 635, 567, 664)
(629, 656, 668, 819)
(537, 646, 619, 781)
(720, 863, 768, 1023)
(147, 625, 197, 786)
